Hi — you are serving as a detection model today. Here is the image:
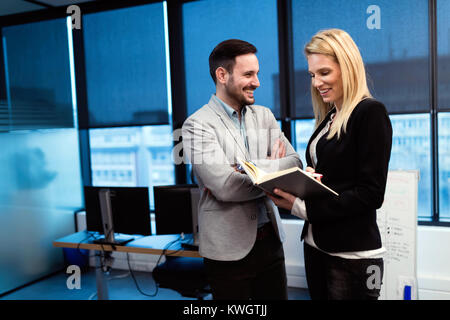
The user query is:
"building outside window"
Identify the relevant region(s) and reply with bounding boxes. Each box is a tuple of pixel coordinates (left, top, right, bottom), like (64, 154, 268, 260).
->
(89, 125, 175, 209)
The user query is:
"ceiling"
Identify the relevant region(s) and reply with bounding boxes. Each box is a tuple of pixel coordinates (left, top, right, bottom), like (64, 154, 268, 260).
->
(0, 0, 96, 17)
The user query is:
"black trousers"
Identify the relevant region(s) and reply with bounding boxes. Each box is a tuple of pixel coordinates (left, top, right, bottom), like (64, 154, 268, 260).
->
(203, 223, 288, 300)
(304, 242, 384, 300)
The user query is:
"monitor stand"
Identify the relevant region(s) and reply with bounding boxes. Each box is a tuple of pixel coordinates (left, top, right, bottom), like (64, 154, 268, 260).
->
(94, 188, 134, 246)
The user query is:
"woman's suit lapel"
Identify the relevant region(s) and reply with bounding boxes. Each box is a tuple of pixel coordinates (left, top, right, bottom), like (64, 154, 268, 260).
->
(305, 107, 336, 168)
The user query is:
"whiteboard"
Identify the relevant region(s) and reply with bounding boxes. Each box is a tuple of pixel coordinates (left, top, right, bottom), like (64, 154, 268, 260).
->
(377, 170, 419, 300)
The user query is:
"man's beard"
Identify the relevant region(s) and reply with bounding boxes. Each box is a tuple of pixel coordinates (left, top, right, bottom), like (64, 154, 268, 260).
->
(226, 80, 255, 108)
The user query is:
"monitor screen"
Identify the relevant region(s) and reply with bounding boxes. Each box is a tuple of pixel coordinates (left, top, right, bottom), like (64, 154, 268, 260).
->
(84, 186, 151, 236)
(153, 184, 198, 236)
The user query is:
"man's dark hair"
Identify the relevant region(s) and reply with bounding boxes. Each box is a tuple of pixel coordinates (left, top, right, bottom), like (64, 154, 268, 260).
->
(209, 39, 257, 84)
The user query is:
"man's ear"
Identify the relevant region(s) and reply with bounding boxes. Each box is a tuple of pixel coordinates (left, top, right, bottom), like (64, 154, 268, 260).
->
(215, 67, 228, 84)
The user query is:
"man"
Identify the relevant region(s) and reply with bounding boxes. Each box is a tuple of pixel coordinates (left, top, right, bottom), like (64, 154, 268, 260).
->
(182, 39, 302, 300)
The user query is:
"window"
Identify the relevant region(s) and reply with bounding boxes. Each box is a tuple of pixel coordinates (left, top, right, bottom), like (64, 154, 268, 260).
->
(389, 114, 432, 220)
(4, 0, 445, 224)
(89, 125, 175, 209)
(294, 119, 315, 167)
(437, 0, 450, 111)
(82, 3, 170, 128)
(2, 18, 75, 130)
(182, 0, 280, 117)
(292, 0, 429, 117)
(81, 3, 175, 209)
(437, 0, 450, 222)
(438, 113, 450, 221)
(0, 17, 83, 294)
(291, 0, 436, 222)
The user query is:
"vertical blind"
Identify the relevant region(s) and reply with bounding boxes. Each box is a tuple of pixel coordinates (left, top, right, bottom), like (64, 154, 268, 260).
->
(182, 0, 280, 118)
(291, 0, 430, 118)
(1, 18, 74, 131)
(82, 3, 170, 128)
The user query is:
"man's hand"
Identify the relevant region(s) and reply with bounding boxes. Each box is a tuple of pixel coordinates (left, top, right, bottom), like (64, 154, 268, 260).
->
(268, 138, 286, 159)
(265, 188, 296, 211)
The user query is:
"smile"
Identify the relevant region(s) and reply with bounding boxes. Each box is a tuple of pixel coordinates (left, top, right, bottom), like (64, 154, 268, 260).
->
(319, 88, 331, 95)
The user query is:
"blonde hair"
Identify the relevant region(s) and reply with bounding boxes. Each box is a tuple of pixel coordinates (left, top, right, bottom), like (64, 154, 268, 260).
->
(304, 29, 371, 139)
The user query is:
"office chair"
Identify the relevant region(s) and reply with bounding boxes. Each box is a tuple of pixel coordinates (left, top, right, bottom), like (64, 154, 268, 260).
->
(152, 255, 210, 300)
(152, 184, 210, 300)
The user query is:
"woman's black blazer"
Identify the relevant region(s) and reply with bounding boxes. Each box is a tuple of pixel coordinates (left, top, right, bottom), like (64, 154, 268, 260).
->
(301, 98, 393, 253)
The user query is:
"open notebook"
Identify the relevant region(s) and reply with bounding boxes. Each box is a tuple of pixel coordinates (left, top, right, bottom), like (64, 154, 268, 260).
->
(237, 158, 338, 199)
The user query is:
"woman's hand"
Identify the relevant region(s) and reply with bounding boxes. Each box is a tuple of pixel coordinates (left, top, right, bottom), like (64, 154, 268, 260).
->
(305, 166, 315, 174)
(265, 188, 297, 211)
(306, 166, 322, 182)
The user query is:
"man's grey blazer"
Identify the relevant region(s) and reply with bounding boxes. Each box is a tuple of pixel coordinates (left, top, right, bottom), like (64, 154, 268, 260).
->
(182, 95, 302, 261)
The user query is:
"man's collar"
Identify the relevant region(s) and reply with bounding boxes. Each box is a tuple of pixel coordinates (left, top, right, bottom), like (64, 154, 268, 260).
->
(213, 94, 247, 118)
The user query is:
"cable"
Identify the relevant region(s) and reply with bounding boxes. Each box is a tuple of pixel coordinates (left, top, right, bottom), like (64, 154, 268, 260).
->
(126, 251, 159, 297)
(73, 232, 99, 269)
(76, 233, 95, 256)
(126, 235, 183, 298)
(86, 235, 184, 299)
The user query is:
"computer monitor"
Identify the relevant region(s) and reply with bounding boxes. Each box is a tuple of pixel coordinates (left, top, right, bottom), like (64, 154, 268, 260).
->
(153, 184, 200, 246)
(84, 186, 151, 244)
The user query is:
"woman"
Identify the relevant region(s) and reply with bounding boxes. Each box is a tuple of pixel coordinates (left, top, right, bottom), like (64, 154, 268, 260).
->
(268, 29, 392, 300)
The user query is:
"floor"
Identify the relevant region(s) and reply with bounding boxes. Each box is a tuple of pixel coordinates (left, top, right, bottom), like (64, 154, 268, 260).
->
(0, 267, 310, 300)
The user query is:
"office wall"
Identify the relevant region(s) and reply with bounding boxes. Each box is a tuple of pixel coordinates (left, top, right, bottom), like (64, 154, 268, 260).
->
(0, 129, 83, 295)
(416, 226, 450, 299)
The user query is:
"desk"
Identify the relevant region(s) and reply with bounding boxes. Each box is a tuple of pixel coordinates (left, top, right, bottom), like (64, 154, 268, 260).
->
(53, 231, 201, 299)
